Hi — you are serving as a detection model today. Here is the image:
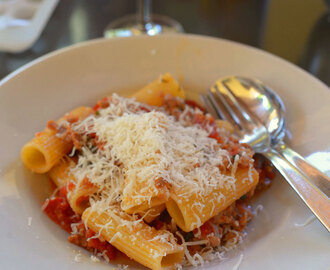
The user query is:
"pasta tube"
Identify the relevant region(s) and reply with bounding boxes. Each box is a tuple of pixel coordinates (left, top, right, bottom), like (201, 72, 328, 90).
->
(21, 106, 93, 173)
(48, 156, 97, 214)
(82, 206, 184, 270)
(121, 178, 168, 214)
(132, 73, 184, 106)
(166, 167, 259, 232)
(68, 177, 98, 215)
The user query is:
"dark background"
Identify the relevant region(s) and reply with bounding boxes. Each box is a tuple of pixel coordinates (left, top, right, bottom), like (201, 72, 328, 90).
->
(1, 0, 329, 86)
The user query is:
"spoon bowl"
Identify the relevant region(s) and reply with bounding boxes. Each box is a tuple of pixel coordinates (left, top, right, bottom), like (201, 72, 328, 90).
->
(223, 76, 286, 146)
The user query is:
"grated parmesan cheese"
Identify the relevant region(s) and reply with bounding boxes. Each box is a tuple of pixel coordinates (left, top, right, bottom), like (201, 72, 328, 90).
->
(109, 232, 122, 244)
(74, 252, 82, 263)
(70, 94, 235, 217)
(294, 215, 316, 228)
(117, 264, 129, 270)
(90, 255, 100, 263)
(27, 216, 32, 226)
(232, 254, 244, 270)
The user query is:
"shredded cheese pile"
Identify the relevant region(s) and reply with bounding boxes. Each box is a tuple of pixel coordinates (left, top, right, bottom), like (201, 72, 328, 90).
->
(70, 94, 234, 214)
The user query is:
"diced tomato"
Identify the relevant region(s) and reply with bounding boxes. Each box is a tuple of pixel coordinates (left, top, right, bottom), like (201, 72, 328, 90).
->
(96, 140, 106, 150)
(42, 197, 80, 233)
(230, 137, 239, 144)
(67, 222, 116, 261)
(93, 103, 100, 112)
(184, 99, 206, 113)
(46, 120, 58, 131)
(100, 97, 110, 108)
(67, 181, 76, 191)
(205, 114, 215, 125)
(228, 145, 240, 156)
(199, 221, 214, 238)
(193, 113, 205, 125)
(86, 229, 116, 260)
(65, 115, 79, 124)
(89, 132, 97, 139)
(208, 129, 223, 143)
(139, 105, 151, 112)
(85, 228, 95, 239)
(93, 97, 110, 112)
(43, 191, 117, 262)
(59, 186, 68, 197)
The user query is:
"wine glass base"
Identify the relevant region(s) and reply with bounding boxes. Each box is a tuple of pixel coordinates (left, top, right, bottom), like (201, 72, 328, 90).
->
(104, 14, 184, 38)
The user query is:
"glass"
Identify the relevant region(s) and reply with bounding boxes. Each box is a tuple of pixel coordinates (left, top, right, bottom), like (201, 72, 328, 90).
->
(104, 0, 184, 38)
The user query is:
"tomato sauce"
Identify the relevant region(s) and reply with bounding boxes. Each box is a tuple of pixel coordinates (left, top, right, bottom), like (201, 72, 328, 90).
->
(42, 189, 116, 261)
(184, 99, 207, 113)
(85, 229, 116, 260)
(43, 196, 80, 233)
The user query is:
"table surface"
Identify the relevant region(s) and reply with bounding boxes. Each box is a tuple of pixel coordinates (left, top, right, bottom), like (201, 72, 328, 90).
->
(0, 0, 329, 86)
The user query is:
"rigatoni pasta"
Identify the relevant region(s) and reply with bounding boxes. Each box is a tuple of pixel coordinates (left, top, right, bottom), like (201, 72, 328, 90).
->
(22, 74, 275, 270)
(21, 128, 72, 174)
(83, 206, 184, 270)
(68, 177, 98, 215)
(132, 73, 184, 106)
(48, 156, 98, 214)
(21, 106, 93, 173)
(166, 167, 258, 232)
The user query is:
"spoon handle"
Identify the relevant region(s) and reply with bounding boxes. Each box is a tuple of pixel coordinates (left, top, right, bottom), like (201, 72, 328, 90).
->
(276, 143, 330, 197)
(263, 149, 330, 232)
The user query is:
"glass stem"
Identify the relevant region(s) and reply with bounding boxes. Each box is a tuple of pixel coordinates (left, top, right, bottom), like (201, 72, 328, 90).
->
(137, 0, 152, 28)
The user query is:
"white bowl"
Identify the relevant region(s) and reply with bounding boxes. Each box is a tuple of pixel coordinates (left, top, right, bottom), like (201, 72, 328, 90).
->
(0, 34, 329, 270)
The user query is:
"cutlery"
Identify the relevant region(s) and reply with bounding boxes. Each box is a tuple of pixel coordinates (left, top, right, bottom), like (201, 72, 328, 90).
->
(200, 76, 330, 231)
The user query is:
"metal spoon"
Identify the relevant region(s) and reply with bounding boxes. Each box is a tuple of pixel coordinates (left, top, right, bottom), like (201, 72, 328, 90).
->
(223, 76, 330, 197)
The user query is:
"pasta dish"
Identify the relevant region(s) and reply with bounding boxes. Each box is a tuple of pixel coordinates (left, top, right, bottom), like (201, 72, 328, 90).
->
(21, 74, 275, 270)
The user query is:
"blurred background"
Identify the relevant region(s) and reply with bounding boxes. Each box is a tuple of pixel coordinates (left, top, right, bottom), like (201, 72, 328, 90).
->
(0, 0, 329, 85)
